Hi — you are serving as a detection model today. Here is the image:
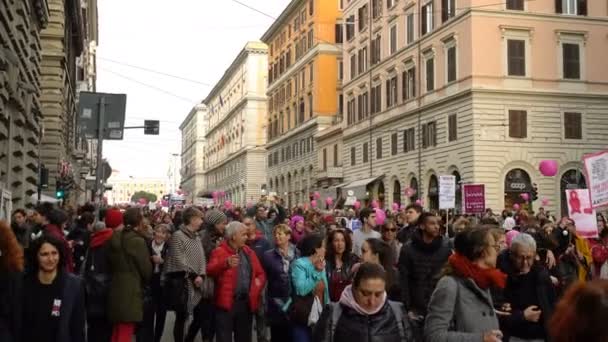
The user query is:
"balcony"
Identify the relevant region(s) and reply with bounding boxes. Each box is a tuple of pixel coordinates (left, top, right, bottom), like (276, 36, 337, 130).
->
(317, 166, 343, 180)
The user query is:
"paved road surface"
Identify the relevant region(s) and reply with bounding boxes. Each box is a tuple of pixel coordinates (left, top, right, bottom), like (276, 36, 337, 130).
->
(160, 311, 262, 342)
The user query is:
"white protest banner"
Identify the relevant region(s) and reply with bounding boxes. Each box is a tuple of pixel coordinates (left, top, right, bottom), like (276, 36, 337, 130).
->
(583, 150, 608, 209)
(439, 175, 456, 209)
(565, 189, 598, 239)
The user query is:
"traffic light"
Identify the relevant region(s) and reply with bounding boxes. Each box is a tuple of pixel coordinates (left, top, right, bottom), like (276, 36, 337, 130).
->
(56, 179, 65, 199)
(144, 120, 160, 135)
(531, 183, 538, 202)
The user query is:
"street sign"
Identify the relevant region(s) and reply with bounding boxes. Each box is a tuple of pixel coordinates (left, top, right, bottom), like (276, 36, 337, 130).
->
(439, 175, 456, 209)
(144, 120, 160, 135)
(78, 92, 127, 140)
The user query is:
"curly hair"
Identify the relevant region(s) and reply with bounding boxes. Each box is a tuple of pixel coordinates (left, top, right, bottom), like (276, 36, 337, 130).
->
(326, 229, 354, 264)
(0, 220, 24, 273)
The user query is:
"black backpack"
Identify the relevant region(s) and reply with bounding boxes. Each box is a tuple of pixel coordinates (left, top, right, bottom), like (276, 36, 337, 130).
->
(82, 244, 111, 318)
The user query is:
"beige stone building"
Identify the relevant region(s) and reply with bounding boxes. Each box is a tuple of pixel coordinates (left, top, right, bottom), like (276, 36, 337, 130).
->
(38, 0, 98, 205)
(179, 104, 208, 202)
(0, 0, 49, 209)
(340, 0, 608, 216)
(106, 171, 167, 205)
(203, 42, 269, 206)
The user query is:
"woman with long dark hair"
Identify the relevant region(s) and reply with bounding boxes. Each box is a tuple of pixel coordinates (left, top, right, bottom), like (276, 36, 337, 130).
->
(325, 229, 359, 302)
(22, 235, 86, 342)
(360, 238, 400, 301)
(0, 220, 24, 341)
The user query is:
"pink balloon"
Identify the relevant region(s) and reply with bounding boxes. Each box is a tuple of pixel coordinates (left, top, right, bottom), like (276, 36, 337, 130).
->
(400, 204, 407, 211)
(311, 200, 317, 208)
(392, 202, 399, 212)
(224, 200, 232, 209)
(513, 203, 521, 211)
(219, 191, 226, 197)
(539, 160, 558, 177)
(212, 191, 219, 199)
(374, 208, 387, 226)
(325, 197, 334, 206)
(520, 193, 530, 201)
(313, 191, 321, 200)
(404, 187, 417, 197)
(353, 201, 361, 210)
(415, 199, 422, 206)
(541, 198, 550, 206)
(371, 200, 379, 209)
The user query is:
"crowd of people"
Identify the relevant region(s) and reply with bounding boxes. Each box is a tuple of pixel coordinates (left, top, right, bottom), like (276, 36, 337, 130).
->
(1, 197, 608, 342)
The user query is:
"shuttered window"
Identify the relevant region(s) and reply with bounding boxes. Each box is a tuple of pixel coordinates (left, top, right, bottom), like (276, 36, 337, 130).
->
(508, 110, 527, 138)
(564, 112, 582, 139)
(447, 46, 457, 83)
(507, 0, 524, 10)
(448, 114, 458, 141)
(563, 43, 580, 79)
(391, 133, 398, 155)
(426, 57, 435, 91)
(403, 128, 416, 152)
(376, 137, 383, 159)
(507, 40, 526, 76)
(351, 147, 356, 166)
(333, 144, 339, 167)
(363, 143, 369, 163)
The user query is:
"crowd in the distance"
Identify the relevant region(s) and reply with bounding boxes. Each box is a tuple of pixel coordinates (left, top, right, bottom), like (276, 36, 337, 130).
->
(1, 198, 608, 342)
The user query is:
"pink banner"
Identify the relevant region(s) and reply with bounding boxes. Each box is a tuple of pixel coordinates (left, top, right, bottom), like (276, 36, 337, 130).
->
(463, 184, 486, 214)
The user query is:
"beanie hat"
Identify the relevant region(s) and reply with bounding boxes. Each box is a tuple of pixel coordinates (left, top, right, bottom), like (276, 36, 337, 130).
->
(105, 209, 123, 229)
(205, 209, 227, 227)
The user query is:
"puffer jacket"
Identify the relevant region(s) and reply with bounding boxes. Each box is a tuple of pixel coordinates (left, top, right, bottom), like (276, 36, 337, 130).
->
(398, 230, 452, 315)
(206, 241, 267, 312)
(313, 300, 414, 342)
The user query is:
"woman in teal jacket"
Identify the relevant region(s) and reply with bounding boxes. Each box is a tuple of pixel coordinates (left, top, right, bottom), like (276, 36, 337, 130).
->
(290, 234, 329, 342)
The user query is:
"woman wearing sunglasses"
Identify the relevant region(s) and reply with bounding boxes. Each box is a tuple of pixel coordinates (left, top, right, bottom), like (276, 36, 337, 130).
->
(381, 219, 402, 263)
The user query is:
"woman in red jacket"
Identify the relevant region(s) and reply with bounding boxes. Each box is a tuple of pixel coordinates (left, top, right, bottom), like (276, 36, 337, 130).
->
(207, 221, 266, 342)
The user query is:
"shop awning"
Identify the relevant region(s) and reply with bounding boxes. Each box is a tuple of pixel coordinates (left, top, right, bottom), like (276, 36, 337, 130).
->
(342, 175, 385, 199)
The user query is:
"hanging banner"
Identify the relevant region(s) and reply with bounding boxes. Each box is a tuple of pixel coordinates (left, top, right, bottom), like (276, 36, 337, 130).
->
(439, 175, 456, 209)
(565, 189, 598, 239)
(463, 184, 485, 214)
(583, 150, 608, 209)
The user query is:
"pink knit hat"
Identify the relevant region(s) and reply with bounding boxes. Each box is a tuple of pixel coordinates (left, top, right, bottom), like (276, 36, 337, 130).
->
(506, 230, 520, 248)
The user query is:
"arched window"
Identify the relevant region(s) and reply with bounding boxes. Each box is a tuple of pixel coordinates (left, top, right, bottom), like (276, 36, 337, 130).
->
(560, 169, 587, 217)
(428, 175, 439, 210)
(504, 168, 532, 211)
(393, 180, 402, 206)
(409, 177, 419, 203)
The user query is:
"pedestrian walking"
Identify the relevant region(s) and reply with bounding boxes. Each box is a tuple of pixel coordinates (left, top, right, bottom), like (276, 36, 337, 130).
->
(0, 220, 24, 342)
(325, 229, 359, 302)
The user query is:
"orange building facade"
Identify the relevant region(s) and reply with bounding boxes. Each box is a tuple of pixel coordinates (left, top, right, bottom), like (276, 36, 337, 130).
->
(261, 0, 343, 207)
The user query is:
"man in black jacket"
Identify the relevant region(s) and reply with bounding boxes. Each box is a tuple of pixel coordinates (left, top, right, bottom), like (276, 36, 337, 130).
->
(397, 204, 422, 244)
(399, 212, 452, 319)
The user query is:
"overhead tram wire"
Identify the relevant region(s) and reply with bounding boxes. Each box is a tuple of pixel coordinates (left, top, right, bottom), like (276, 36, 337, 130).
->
(100, 68, 200, 104)
(99, 57, 214, 87)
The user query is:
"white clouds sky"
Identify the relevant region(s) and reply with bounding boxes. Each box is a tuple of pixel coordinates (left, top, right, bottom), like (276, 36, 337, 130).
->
(97, 0, 290, 178)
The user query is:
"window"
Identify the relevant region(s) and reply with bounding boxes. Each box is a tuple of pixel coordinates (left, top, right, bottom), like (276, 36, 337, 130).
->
(308, 30, 314, 49)
(299, 99, 305, 124)
(363, 143, 369, 163)
(422, 1, 434, 35)
(351, 147, 356, 165)
(391, 133, 398, 155)
(358, 47, 368, 73)
(322, 148, 327, 170)
(403, 128, 415, 152)
(308, 94, 313, 118)
(442, 0, 455, 22)
(339, 93, 344, 117)
(350, 53, 357, 79)
(387, 0, 395, 9)
(371, 35, 382, 65)
(309, 0, 314, 15)
(422, 121, 437, 148)
(507, 39, 526, 76)
(309, 63, 314, 83)
(448, 114, 458, 141)
(358, 5, 369, 32)
(564, 112, 582, 139)
(556, 0, 587, 15)
(346, 15, 355, 40)
(402, 66, 416, 101)
(446, 45, 457, 83)
(406, 14, 414, 44)
(335, 24, 343, 44)
(357, 92, 368, 120)
(338, 60, 343, 80)
(386, 76, 398, 108)
(508, 110, 527, 138)
(426, 56, 435, 92)
(372, 0, 383, 19)
(333, 144, 339, 167)
(563, 43, 580, 79)
(347, 97, 356, 124)
(376, 137, 383, 159)
(390, 25, 397, 55)
(506, 0, 524, 10)
(371, 83, 382, 114)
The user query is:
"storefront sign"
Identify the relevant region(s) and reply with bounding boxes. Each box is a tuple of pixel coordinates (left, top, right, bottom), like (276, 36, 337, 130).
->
(463, 184, 485, 214)
(565, 189, 598, 239)
(439, 175, 456, 209)
(583, 150, 608, 209)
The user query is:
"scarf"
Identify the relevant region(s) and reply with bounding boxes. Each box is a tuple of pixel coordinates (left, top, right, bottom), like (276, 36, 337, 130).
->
(339, 284, 387, 316)
(448, 252, 507, 289)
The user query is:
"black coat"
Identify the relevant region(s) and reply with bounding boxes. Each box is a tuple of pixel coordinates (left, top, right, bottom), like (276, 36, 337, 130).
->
(313, 301, 414, 342)
(398, 231, 452, 315)
(0, 272, 23, 342)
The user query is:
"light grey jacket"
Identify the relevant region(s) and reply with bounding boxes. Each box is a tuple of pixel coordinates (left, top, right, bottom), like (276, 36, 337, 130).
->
(424, 275, 499, 342)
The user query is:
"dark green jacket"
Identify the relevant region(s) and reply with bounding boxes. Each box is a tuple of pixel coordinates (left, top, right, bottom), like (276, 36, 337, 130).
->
(107, 229, 152, 323)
